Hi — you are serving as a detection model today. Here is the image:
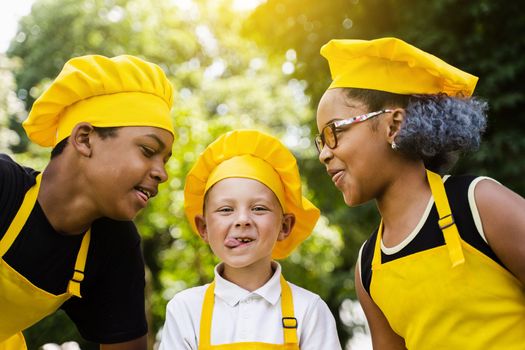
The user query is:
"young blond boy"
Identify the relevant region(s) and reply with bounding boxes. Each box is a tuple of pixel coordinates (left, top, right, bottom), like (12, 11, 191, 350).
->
(160, 129, 341, 349)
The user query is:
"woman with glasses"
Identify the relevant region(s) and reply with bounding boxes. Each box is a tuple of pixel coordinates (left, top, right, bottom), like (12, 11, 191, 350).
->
(316, 37, 525, 350)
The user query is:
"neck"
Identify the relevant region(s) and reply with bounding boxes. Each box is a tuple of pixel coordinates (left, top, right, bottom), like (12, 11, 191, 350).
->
(221, 260, 275, 292)
(376, 162, 432, 247)
(37, 160, 99, 235)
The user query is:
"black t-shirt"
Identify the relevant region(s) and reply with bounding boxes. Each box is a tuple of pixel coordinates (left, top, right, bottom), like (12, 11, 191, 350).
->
(0, 154, 147, 343)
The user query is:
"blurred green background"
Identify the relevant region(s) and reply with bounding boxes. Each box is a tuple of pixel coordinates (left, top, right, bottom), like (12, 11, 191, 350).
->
(1, 0, 524, 349)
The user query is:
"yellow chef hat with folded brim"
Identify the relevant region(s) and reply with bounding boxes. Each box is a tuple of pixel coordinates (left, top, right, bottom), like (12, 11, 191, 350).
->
(184, 129, 320, 259)
(23, 54, 175, 147)
(321, 37, 478, 97)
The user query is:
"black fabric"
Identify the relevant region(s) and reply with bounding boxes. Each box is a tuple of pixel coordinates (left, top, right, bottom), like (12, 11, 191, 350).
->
(360, 174, 505, 294)
(0, 154, 147, 343)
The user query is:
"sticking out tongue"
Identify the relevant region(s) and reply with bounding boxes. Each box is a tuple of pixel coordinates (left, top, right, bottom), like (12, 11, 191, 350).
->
(224, 237, 242, 248)
(136, 189, 148, 202)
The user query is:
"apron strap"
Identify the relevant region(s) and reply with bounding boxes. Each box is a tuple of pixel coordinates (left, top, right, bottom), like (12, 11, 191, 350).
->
(199, 275, 299, 346)
(0, 174, 42, 257)
(280, 275, 298, 344)
(199, 280, 216, 347)
(371, 170, 465, 269)
(426, 169, 465, 267)
(67, 229, 91, 298)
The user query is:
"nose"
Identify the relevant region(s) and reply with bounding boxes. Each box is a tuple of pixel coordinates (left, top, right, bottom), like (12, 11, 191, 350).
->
(151, 161, 169, 183)
(234, 209, 252, 227)
(318, 145, 334, 165)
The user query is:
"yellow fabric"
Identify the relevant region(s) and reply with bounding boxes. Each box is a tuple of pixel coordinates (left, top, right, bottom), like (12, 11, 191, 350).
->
(23, 54, 175, 147)
(184, 129, 320, 259)
(0, 332, 26, 350)
(321, 37, 478, 97)
(205, 155, 287, 211)
(370, 171, 525, 349)
(0, 174, 91, 343)
(426, 170, 465, 267)
(198, 275, 300, 350)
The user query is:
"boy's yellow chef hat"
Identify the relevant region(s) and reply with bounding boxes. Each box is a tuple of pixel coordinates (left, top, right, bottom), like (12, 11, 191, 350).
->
(321, 37, 478, 97)
(23, 54, 175, 147)
(184, 129, 320, 259)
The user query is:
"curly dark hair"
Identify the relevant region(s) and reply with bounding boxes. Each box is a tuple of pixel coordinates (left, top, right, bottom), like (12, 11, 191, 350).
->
(344, 88, 488, 173)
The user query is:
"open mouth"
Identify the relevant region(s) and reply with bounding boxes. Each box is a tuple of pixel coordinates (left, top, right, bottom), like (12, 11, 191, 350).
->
(135, 186, 152, 202)
(236, 237, 253, 243)
(225, 236, 255, 248)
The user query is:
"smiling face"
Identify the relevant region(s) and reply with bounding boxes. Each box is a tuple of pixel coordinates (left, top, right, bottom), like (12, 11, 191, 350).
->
(83, 125, 174, 220)
(195, 178, 294, 272)
(316, 88, 393, 206)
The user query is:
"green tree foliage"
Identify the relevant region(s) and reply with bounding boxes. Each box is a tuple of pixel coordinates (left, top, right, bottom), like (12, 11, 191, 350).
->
(245, 0, 525, 344)
(7, 0, 343, 348)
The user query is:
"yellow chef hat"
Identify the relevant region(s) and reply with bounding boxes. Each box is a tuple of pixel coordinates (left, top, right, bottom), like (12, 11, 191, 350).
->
(184, 129, 320, 259)
(321, 37, 478, 97)
(23, 54, 175, 147)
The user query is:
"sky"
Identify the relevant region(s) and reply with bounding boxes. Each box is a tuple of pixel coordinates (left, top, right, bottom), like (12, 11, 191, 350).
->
(0, 0, 34, 53)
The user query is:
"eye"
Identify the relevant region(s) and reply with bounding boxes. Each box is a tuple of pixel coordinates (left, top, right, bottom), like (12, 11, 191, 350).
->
(252, 205, 269, 212)
(216, 207, 233, 213)
(141, 146, 156, 157)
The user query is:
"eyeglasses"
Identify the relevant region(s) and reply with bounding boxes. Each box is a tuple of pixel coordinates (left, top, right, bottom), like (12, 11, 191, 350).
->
(314, 109, 392, 153)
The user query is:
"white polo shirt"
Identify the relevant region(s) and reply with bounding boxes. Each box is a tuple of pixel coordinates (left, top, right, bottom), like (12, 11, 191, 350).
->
(159, 262, 342, 350)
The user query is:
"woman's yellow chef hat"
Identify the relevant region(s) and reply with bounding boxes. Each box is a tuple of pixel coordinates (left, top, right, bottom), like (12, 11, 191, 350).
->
(23, 54, 175, 147)
(321, 37, 478, 97)
(184, 129, 320, 259)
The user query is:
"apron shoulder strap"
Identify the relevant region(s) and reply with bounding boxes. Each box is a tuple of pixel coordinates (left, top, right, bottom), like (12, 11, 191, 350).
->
(199, 280, 216, 347)
(426, 169, 465, 267)
(67, 229, 91, 297)
(280, 275, 298, 345)
(0, 174, 42, 257)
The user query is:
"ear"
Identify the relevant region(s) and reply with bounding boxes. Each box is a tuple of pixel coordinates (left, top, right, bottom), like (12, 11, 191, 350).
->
(277, 213, 296, 241)
(194, 215, 208, 242)
(70, 122, 96, 157)
(384, 108, 406, 145)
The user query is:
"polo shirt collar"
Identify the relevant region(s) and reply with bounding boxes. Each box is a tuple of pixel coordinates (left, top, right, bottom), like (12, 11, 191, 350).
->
(213, 262, 282, 307)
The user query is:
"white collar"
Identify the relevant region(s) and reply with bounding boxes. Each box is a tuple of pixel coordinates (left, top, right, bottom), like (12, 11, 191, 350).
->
(213, 262, 282, 307)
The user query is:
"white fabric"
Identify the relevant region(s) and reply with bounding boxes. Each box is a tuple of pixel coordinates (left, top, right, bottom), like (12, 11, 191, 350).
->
(468, 176, 500, 244)
(159, 262, 342, 350)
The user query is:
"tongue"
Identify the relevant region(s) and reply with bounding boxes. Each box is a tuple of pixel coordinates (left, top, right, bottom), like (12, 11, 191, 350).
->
(224, 237, 242, 248)
(136, 190, 148, 202)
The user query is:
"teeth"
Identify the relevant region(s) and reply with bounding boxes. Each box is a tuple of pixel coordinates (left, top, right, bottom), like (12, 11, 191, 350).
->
(236, 238, 253, 243)
(138, 188, 151, 198)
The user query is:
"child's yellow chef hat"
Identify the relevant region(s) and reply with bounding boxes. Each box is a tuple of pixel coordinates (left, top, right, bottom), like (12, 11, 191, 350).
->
(23, 54, 175, 147)
(184, 129, 320, 259)
(321, 37, 478, 97)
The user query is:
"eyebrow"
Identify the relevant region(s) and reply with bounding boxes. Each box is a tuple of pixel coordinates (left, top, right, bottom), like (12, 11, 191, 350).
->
(145, 134, 165, 148)
(145, 134, 172, 157)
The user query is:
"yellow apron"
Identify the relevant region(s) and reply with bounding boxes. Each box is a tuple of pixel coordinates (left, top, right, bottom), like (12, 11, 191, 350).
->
(198, 274, 300, 350)
(0, 174, 91, 349)
(370, 170, 525, 349)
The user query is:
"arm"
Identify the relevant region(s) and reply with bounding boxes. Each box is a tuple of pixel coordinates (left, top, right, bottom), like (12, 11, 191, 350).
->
(474, 179, 525, 284)
(100, 335, 147, 350)
(158, 295, 197, 350)
(355, 264, 407, 350)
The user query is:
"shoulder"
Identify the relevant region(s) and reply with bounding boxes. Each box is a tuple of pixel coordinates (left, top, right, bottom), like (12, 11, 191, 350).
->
(288, 282, 328, 314)
(357, 229, 379, 295)
(167, 284, 208, 307)
(165, 284, 209, 322)
(0, 153, 37, 189)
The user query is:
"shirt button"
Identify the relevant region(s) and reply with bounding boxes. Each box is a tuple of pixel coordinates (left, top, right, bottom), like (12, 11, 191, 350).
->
(243, 312, 249, 319)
